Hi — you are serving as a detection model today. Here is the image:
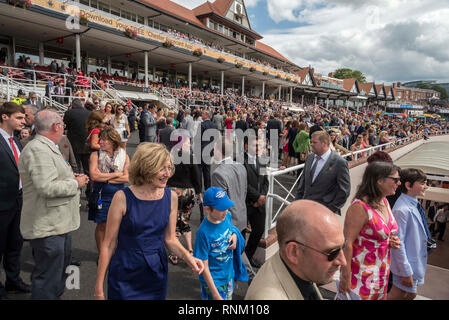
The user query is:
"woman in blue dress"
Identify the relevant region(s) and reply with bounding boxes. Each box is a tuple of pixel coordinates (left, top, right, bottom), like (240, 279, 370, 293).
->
(94, 143, 204, 300)
(88, 127, 129, 254)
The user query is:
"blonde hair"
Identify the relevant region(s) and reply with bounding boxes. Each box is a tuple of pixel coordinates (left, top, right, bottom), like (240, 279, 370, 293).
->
(311, 130, 331, 146)
(128, 143, 174, 186)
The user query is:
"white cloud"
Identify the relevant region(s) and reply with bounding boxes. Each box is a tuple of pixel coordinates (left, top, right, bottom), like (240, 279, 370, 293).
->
(170, 0, 449, 83)
(262, 0, 449, 83)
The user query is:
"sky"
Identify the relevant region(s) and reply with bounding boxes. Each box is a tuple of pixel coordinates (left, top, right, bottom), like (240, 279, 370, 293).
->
(171, 0, 449, 85)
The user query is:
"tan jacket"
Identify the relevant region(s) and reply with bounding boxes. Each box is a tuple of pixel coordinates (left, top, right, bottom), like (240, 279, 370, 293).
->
(244, 251, 323, 300)
(18, 134, 80, 240)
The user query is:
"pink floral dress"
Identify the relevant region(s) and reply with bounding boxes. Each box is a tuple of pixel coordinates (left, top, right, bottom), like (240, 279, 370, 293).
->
(345, 198, 398, 300)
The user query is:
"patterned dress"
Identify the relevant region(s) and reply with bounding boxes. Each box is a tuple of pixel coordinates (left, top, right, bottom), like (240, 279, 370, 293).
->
(345, 198, 398, 300)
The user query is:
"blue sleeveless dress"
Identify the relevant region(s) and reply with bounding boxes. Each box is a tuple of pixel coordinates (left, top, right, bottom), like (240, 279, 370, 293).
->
(107, 187, 171, 300)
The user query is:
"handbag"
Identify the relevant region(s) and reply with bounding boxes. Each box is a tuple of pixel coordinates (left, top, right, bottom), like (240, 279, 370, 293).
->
(299, 151, 308, 162)
(88, 183, 104, 211)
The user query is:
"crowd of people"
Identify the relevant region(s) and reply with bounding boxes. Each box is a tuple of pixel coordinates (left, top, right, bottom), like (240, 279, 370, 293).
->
(0, 80, 448, 301)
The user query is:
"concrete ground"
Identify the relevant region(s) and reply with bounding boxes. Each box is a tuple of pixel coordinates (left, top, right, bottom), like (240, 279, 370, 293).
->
(2, 131, 448, 300)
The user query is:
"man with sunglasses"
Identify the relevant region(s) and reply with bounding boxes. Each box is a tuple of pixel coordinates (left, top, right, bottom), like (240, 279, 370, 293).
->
(245, 200, 346, 300)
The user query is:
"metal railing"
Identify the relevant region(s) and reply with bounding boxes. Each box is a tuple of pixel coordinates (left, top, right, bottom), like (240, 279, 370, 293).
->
(263, 128, 449, 238)
(0, 65, 91, 92)
(0, 73, 67, 115)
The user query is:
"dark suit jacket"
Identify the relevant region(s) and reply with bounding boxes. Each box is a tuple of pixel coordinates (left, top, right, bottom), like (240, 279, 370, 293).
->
(200, 119, 218, 152)
(63, 106, 91, 154)
(296, 151, 351, 214)
(0, 135, 22, 212)
(266, 118, 283, 142)
(159, 126, 175, 150)
(428, 205, 438, 221)
(235, 119, 248, 132)
(244, 153, 269, 210)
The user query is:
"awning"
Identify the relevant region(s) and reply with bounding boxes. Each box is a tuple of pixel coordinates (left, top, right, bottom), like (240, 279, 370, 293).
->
(117, 90, 159, 101)
(418, 187, 449, 203)
(395, 142, 449, 176)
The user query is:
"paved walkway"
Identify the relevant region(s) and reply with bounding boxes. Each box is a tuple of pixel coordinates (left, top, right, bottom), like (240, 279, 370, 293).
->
(2, 132, 448, 300)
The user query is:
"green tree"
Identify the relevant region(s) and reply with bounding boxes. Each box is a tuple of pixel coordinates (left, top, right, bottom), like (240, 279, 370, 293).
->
(334, 68, 366, 83)
(430, 85, 448, 100)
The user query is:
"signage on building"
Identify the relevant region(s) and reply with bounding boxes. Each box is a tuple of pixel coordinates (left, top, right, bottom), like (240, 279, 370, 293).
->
(388, 103, 424, 109)
(30, 0, 301, 83)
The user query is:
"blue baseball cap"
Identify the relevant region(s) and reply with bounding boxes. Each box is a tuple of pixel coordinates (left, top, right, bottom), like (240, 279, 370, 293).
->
(203, 187, 235, 211)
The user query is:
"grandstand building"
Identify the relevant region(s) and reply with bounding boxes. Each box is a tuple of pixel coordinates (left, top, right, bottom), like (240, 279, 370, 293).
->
(0, 0, 434, 111)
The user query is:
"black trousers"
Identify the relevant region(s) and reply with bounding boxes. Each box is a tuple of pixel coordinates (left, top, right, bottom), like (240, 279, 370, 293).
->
(245, 205, 266, 261)
(74, 153, 91, 198)
(435, 222, 447, 240)
(200, 163, 211, 191)
(0, 195, 24, 296)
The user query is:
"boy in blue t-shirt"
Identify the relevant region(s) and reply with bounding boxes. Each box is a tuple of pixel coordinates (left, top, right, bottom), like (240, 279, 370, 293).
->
(194, 187, 238, 300)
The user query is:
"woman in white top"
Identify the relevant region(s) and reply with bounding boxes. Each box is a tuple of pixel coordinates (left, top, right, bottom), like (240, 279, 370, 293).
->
(112, 105, 130, 149)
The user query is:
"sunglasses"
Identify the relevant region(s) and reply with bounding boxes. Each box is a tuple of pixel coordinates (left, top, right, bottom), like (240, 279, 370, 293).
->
(386, 176, 401, 184)
(286, 239, 347, 261)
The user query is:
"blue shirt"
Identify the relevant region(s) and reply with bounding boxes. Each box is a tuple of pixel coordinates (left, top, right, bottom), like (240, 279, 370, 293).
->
(194, 212, 234, 287)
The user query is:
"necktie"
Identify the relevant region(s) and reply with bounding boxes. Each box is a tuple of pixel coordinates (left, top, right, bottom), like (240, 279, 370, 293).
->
(417, 202, 431, 240)
(8, 137, 19, 164)
(309, 155, 321, 182)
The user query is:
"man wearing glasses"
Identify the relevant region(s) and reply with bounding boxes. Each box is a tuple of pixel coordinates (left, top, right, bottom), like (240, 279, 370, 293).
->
(245, 200, 346, 300)
(19, 110, 89, 299)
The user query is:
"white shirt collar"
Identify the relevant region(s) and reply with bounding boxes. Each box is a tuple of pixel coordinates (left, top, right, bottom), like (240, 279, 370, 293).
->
(218, 156, 233, 164)
(0, 127, 14, 141)
(315, 148, 332, 161)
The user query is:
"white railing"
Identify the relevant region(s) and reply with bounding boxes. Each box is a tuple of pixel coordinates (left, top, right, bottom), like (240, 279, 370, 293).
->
(0, 73, 67, 114)
(0, 65, 91, 92)
(263, 128, 449, 238)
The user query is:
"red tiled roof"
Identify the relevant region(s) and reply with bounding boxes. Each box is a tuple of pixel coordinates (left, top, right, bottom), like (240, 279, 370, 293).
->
(343, 78, 357, 92)
(375, 84, 385, 95)
(209, 0, 233, 16)
(136, 0, 295, 66)
(255, 41, 295, 66)
(359, 82, 375, 95)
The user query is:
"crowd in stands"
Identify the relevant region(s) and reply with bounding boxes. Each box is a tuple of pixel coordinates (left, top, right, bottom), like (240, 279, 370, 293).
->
(1, 58, 449, 302)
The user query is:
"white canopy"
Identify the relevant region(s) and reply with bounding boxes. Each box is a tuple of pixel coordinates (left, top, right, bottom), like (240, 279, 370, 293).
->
(395, 142, 449, 176)
(418, 187, 449, 203)
(396, 141, 449, 203)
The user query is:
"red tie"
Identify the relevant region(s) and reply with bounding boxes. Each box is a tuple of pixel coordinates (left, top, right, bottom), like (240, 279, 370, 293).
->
(9, 137, 19, 164)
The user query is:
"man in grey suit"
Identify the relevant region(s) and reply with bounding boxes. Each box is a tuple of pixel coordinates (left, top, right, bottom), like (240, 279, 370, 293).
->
(212, 136, 248, 233)
(212, 108, 224, 133)
(142, 104, 157, 142)
(181, 109, 194, 138)
(296, 130, 350, 215)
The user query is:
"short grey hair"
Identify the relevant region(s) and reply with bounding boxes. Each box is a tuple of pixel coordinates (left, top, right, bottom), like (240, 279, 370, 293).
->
(24, 105, 38, 116)
(35, 109, 61, 134)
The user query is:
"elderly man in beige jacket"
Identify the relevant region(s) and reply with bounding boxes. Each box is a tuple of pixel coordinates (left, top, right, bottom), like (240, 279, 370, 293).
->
(245, 200, 346, 300)
(18, 109, 89, 300)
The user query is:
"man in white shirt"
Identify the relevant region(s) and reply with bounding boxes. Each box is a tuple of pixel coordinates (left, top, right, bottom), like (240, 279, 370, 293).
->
(434, 203, 449, 241)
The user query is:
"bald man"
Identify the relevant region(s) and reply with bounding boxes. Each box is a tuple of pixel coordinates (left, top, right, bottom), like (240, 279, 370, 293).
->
(245, 200, 346, 300)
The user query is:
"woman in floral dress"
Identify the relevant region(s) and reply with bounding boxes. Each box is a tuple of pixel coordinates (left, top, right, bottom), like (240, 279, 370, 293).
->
(339, 161, 401, 300)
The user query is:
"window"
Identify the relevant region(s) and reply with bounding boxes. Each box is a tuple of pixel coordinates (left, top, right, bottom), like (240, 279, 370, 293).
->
(218, 24, 223, 33)
(80, 0, 89, 6)
(98, 2, 109, 13)
(111, 6, 120, 17)
(137, 15, 144, 25)
(90, 0, 98, 9)
(208, 20, 215, 30)
(130, 13, 136, 22)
